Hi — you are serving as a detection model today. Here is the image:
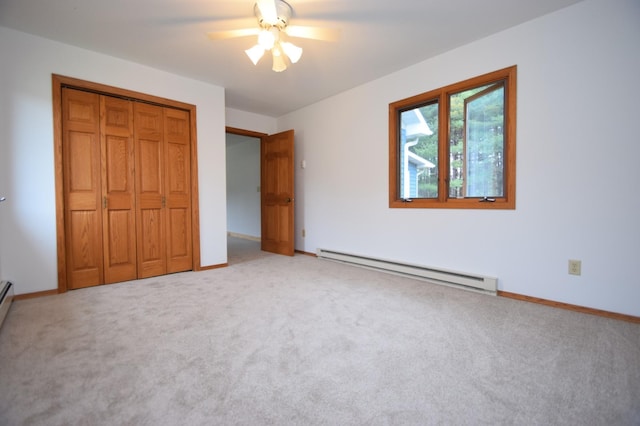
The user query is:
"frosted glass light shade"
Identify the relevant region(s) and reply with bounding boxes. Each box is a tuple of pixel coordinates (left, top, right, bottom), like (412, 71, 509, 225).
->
(272, 49, 287, 72)
(258, 29, 275, 50)
(245, 44, 265, 65)
(281, 41, 302, 63)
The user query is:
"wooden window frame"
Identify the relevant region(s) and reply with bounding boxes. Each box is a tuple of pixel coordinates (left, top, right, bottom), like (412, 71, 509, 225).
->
(389, 65, 517, 209)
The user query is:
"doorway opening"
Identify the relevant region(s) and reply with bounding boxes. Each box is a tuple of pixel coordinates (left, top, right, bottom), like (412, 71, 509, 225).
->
(226, 130, 262, 264)
(225, 126, 296, 263)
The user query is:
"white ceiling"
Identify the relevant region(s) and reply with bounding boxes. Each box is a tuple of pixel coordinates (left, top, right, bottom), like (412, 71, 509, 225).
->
(0, 0, 583, 117)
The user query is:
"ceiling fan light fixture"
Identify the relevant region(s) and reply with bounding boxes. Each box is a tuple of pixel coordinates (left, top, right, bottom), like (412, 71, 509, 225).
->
(245, 44, 265, 65)
(209, 0, 340, 72)
(280, 41, 302, 64)
(210, 0, 327, 72)
(257, 28, 276, 50)
(271, 48, 287, 72)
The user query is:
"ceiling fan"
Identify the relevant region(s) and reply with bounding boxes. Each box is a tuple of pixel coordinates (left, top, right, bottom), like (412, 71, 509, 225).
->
(207, 0, 340, 72)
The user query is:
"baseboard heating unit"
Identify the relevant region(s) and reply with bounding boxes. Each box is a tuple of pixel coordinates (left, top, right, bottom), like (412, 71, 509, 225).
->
(316, 249, 497, 295)
(0, 281, 14, 329)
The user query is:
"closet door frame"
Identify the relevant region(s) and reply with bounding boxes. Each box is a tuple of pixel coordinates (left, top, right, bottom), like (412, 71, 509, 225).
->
(52, 74, 202, 293)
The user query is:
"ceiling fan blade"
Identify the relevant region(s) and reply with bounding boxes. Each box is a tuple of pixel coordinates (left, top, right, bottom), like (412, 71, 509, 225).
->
(207, 28, 260, 40)
(286, 26, 341, 42)
(256, 0, 278, 24)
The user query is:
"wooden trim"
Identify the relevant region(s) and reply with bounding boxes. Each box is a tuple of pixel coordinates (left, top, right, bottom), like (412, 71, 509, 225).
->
(199, 263, 228, 271)
(388, 102, 399, 207)
(498, 291, 640, 324)
(225, 126, 268, 138)
(189, 102, 201, 271)
(52, 75, 67, 292)
(294, 250, 317, 257)
(52, 74, 202, 291)
(13, 289, 59, 301)
(53, 75, 196, 111)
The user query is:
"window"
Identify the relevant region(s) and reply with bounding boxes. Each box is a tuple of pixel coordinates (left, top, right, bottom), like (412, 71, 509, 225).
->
(389, 66, 516, 209)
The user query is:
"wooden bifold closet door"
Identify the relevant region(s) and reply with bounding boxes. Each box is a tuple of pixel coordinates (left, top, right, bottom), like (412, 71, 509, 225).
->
(61, 87, 192, 290)
(134, 103, 192, 279)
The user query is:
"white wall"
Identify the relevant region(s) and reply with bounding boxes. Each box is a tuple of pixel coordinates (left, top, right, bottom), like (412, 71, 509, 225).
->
(226, 107, 277, 135)
(278, 0, 640, 316)
(226, 134, 261, 238)
(0, 27, 227, 295)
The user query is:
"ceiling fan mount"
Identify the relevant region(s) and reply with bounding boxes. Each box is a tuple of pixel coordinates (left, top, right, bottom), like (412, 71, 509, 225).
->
(254, 0, 293, 30)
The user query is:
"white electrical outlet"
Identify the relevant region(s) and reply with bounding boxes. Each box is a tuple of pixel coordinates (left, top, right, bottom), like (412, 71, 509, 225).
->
(568, 259, 581, 276)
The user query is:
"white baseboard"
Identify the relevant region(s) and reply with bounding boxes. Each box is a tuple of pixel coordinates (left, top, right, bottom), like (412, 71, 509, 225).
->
(227, 232, 261, 242)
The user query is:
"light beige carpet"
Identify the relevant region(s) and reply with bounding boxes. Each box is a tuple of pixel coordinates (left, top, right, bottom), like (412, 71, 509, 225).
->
(0, 237, 639, 425)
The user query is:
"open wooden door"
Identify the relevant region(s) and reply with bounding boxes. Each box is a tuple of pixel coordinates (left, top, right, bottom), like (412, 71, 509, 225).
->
(261, 130, 295, 256)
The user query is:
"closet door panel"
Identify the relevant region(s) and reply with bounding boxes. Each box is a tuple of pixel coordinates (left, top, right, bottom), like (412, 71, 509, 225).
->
(135, 103, 167, 278)
(101, 96, 137, 284)
(68, 210, 102, 286)
(62, 88, 103, 289)
(164, 108, 192, 273)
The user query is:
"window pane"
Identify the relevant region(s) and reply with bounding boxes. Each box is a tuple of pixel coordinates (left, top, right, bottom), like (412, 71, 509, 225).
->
(465, 85, 504, 197)
(449, 83, 504, 198)
(399, 102, 438, 199)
